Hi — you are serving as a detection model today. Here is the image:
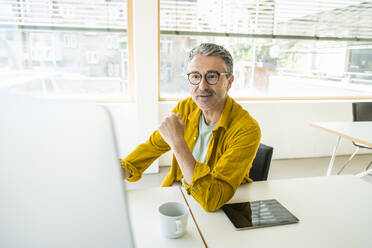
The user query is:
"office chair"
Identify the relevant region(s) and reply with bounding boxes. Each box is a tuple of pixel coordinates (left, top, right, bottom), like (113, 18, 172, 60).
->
(249, 143, 274, 181)
(337, 102, 372, 175)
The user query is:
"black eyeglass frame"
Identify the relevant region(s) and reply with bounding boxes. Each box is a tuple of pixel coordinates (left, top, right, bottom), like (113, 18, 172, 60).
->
(185, 71, 230, 85)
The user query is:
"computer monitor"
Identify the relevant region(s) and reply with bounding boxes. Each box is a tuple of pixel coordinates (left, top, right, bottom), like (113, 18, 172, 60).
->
(0, 92, 135, 248)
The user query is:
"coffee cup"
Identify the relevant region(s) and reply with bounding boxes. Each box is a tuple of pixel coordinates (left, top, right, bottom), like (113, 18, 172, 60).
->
(158, 201, 189, 239)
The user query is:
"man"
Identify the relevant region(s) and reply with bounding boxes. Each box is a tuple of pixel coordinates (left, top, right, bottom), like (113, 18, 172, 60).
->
(121, 43, 261, 212)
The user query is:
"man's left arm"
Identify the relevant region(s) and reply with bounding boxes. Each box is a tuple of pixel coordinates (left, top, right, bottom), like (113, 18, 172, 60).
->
(183, 128, 260, 212)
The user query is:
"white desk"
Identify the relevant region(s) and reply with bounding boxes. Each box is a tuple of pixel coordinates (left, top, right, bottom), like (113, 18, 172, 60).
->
(182, 175, 372, 248)
(127, 186, 205, 248)
(310, 121, 372, 176)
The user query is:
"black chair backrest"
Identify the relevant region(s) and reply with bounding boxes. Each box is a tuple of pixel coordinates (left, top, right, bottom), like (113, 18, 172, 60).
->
(352, 102, 372, 121)
(352, 102, 372, 149)
(249, 143, 273, 181)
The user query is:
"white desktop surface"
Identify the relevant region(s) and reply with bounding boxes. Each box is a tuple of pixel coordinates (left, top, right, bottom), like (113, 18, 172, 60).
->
(182, 175, 372, 248)
(310, 121, 372, 147)
(127, 187, 205, 248)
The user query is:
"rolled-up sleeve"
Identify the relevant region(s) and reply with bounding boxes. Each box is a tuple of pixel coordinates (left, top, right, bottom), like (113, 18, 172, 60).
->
(184, 127, 260, 212)
(121, 130, 170, 182)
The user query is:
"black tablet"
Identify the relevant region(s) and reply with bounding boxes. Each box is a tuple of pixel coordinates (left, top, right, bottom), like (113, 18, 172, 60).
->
(222, 199, 299, 230)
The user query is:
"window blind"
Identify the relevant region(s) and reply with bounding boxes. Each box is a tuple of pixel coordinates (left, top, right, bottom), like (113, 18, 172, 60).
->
(0, 0, 127, 32)
(160, 0, 372, 41)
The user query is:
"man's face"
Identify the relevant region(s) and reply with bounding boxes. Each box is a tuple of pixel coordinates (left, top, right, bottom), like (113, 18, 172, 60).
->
(187, 55, 234, 112)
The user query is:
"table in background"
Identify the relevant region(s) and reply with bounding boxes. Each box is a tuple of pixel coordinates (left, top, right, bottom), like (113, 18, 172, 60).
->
(182, 175, 372, 248)
(127, 186, 206, 248)
(310, 121, 372, 176)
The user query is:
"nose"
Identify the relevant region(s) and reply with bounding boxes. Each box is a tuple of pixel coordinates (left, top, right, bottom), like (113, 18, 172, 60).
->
(199, 75, 209, 90)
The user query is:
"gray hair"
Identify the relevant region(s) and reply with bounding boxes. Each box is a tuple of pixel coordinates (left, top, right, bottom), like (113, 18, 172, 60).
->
(188, 43, 233, 75)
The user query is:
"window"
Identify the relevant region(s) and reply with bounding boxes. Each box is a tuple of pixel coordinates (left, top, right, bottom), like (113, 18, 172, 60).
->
(0, 0, 131, 99)
(159, 0, 372, 100)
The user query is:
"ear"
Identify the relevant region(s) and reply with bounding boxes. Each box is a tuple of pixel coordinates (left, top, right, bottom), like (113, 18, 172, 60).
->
(226, 75, 234, 91)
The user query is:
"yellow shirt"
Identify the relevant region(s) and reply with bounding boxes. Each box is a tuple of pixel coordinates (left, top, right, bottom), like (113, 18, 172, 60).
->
(121, 95, 261, 211)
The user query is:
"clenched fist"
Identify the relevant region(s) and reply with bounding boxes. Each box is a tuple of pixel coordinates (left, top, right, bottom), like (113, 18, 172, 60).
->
(159, 113, 185, 150)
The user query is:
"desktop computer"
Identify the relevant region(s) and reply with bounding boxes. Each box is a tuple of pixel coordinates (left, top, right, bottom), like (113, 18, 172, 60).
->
(0, 92, 135, 248)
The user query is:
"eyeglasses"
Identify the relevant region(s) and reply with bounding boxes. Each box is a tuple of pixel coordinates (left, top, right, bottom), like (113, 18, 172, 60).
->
(186, 71, 230, 85)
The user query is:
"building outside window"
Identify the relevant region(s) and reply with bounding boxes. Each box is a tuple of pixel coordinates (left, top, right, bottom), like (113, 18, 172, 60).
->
(159, 0, 372, 100)
(0, 0, 130, 99)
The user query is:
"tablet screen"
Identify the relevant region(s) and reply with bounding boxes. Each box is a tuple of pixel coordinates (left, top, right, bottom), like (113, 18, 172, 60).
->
(222, 199, 299, 230)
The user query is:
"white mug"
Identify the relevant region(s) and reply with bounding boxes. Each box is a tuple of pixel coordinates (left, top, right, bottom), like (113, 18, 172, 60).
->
(158, 202, 189, 239)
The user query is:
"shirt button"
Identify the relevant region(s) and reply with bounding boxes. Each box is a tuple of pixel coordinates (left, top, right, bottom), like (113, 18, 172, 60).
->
(194, 137, 196, 140)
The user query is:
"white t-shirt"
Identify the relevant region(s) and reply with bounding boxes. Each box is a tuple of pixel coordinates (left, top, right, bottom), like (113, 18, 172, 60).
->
(191, 113, 218, 163)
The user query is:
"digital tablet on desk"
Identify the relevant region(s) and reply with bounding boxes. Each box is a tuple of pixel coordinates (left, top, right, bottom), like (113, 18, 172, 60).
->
(222, 199, 299, 230)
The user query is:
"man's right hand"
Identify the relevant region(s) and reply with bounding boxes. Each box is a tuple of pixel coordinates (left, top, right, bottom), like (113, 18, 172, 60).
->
(123, 168, 131, 180)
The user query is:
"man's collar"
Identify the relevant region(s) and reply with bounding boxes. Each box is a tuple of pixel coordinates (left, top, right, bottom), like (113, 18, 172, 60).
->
(188, 95, 232, 130)
(188, 103, 202, 129)
(215, 95, 232, 130)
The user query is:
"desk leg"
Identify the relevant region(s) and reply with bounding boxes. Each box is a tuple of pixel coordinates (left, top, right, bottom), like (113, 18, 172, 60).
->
(355, 169, 372, 178)
(327, 136, 341, 176)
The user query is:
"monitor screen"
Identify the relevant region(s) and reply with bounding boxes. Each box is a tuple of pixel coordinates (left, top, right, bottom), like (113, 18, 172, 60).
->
(0, 92, 134, 248)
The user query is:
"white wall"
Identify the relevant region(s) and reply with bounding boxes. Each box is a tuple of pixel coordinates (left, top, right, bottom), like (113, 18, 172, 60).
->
(157, 100, 370, 166)
(104, 103, 140, 158)
(106, 100, 371, 168)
